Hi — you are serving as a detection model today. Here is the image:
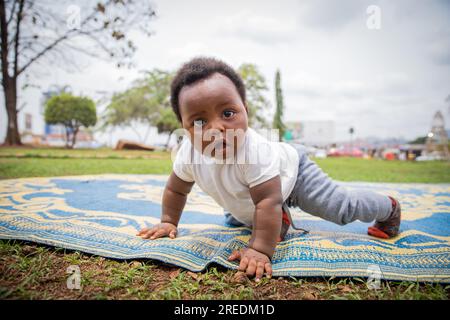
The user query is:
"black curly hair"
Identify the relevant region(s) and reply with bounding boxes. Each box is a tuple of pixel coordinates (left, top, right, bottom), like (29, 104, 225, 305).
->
(170, 57, 246, 122)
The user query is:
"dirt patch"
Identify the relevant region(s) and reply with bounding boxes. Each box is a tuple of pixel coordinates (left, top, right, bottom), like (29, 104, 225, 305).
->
(1, 241, 449, 300)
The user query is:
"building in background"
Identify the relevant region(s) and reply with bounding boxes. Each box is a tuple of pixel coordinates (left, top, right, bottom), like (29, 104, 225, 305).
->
(20, 89, 96, 147)
(424, 111, 450, 160)
(284, 121, 336, 147)
(20, 112, 45, 145)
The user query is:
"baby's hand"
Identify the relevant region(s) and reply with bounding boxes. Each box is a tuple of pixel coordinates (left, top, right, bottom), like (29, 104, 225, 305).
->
(228, 247, 272, 281)
(137, 223, 177, 240)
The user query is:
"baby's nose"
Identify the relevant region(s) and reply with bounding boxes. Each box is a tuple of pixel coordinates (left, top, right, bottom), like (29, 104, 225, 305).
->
(210, 119, 226, 132)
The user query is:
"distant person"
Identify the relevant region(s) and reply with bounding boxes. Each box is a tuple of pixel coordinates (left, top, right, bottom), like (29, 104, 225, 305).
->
(137, 57, 402, 281)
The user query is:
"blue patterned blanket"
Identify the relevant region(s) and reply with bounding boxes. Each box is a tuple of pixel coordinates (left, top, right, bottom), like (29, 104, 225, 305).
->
(0, 174, 449, 282)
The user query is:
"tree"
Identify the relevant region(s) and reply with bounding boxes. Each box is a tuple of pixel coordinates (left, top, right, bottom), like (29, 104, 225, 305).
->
(101, 85, 157, 143)
(238, 64, 271, 128)
(45, 93, 97, 148)
(155, 107, 181, 147)
(272, 69, 285, 141)
(349, 127, 355, 149)
(0, 0, 156, 145)
(408, 136, 427, 144)
(101, 69, 178, 144)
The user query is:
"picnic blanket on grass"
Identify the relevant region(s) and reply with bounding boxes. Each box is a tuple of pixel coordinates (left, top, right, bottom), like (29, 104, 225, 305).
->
(0, 174, 449, 283)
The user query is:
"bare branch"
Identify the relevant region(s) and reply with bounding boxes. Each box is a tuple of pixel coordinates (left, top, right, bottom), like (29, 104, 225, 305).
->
(78, 30, 115, 56)
(13, 0, 24, 78)
(17, 101, 26, 113)
(15, 0, 114, 75)
(16, 30, 74, 75)
(62, 41, 107, 61)
(6, 0, 18, 25)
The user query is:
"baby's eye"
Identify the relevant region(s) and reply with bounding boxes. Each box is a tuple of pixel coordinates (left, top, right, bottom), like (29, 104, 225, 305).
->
(223, 110, 236, 118)
(193, 119, 206, 127)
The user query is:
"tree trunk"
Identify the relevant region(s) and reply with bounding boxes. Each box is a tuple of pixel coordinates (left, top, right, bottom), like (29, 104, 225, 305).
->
(71, 126, 79, 149)
(130, 123, 143, 143)
(1, 0, 22, 146)
(165, 130, 173, 149)
(143, 123, 152, 144)
(3, 77, 22, 146)
(65, 126, 71, 149)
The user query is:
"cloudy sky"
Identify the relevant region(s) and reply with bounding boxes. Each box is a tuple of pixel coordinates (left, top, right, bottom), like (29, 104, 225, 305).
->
(1, 0, 450, 144)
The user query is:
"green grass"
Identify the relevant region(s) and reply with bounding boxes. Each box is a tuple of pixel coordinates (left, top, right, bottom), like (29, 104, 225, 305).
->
(0, 147, 449, 299)
(1, 240, 448, 300)
(0, 148, 449, 182)
(0, 147, 169, 159)
(314, 157, 450, 183)
(0, 157, 172, 179)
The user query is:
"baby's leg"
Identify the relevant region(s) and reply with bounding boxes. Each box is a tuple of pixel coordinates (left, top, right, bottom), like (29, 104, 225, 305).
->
(225, 211, 291, 242)
(224, 211, 245, 226)
(287, 145, 392, 225)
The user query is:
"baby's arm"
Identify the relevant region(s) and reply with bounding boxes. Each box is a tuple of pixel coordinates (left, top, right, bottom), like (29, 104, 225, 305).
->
(228, 175, 283, 280)
(248, 175, 283, 257)
(137, 172, 194, 239)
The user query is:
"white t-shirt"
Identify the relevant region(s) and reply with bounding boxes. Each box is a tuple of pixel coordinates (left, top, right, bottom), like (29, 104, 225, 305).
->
(172, 127, 299, 227)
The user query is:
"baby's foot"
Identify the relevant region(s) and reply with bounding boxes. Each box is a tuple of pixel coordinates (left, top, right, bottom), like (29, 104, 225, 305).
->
(368, 196, 401, 239)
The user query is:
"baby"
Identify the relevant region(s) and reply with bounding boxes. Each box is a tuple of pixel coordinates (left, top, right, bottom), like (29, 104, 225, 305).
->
(137, 57, 401, 281)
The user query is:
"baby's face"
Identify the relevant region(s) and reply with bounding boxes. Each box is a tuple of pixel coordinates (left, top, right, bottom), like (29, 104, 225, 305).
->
(178, 73, 248, 159)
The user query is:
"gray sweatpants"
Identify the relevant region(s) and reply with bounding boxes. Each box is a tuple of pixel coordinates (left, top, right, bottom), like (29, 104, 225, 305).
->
(225, 144, 392, 227)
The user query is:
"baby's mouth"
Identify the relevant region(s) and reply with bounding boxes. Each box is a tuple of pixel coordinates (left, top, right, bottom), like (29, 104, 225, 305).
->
(212, 139, 228, 150)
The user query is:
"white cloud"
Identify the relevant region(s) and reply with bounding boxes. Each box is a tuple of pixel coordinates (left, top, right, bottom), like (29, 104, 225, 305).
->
(427, 29, 450, 66)
(297, 0, 366, 31)
(1, 0, 450, 144)
(168, 42, 210, 61)
(216, 11, 298, 44)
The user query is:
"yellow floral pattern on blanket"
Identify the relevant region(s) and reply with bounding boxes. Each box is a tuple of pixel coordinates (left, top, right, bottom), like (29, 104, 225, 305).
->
(0, 174, 449, 282)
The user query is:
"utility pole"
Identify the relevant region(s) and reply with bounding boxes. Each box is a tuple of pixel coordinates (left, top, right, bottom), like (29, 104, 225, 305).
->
(349, 127, 354, 151)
